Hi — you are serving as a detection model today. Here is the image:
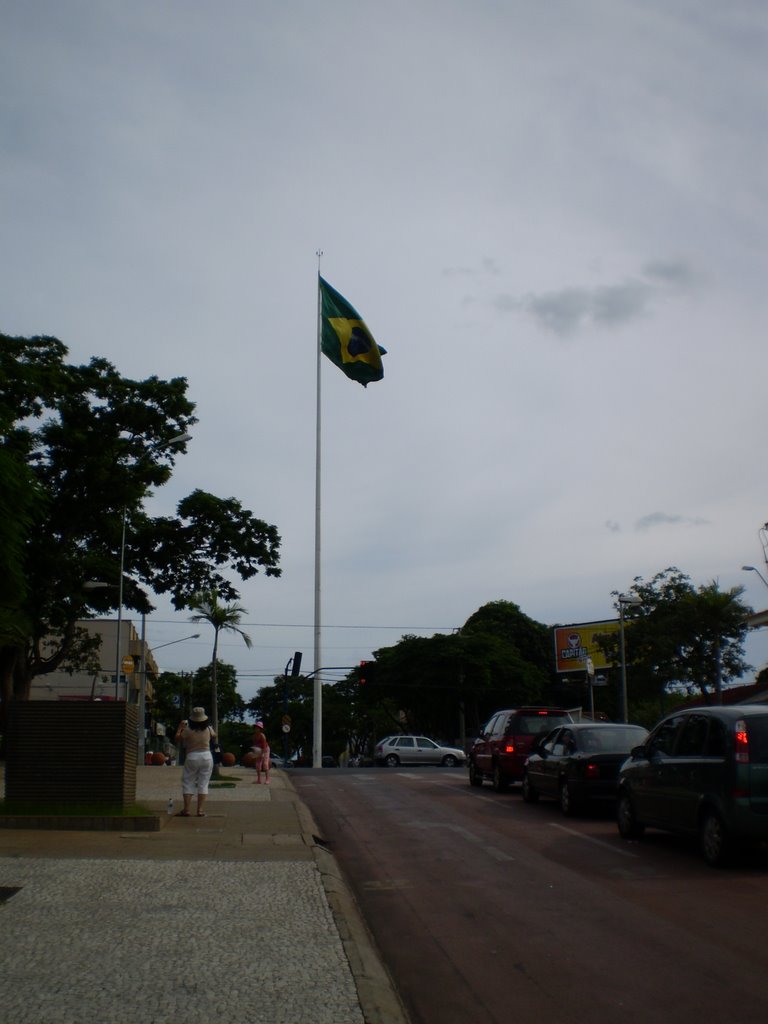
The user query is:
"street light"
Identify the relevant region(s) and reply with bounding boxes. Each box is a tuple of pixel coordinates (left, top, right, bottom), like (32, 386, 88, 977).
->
(742, 565, 768, 590)
(138, 631, 200, 762)
(618, 593, 642, 724)
(113, 431, 192, 701)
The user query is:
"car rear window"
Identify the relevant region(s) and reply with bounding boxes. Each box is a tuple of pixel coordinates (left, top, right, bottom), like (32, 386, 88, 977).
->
(513, 713, 569, 735)
(580, 726, 646, 752)
(746, 717, 768, 763)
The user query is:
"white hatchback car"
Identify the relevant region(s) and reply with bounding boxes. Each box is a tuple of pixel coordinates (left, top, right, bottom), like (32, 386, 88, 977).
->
(374, 735, 465, 767)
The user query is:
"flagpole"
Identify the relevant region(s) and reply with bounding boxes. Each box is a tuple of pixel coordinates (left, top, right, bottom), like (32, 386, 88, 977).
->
(313, 250, 323, 768)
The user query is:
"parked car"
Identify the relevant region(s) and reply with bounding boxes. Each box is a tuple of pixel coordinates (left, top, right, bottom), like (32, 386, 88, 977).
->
(374, 735, 465, 767)
(469, 707, 574, 791)
(522, 722, 648, 815)
(616, 705, 768, 866)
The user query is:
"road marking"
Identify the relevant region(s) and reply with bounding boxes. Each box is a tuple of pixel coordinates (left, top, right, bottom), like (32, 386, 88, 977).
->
(548, 822, 638, 858)
(361, 878, 413, 891)
(405, 821, 515, 861)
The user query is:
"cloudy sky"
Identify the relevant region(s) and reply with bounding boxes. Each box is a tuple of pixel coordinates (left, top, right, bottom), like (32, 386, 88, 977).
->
(3, 0, 767, 701)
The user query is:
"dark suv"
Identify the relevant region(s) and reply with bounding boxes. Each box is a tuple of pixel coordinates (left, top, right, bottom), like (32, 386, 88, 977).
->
(469, 707, 573, 791)
(617, 705, 768, 866)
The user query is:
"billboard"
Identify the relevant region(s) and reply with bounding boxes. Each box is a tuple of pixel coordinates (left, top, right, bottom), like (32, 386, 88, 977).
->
(553, 620, 619, 674)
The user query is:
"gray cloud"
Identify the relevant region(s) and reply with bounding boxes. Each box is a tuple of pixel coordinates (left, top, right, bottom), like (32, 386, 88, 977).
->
(444, 258, 501, 278)
(635, 512, 709, 531)
(642, 259, 700, 289)
(496, 258, 698, 336)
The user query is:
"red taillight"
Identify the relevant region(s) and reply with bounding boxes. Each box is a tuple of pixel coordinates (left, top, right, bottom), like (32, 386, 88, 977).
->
(585, 762, 600, 779)
(504, 743, 515, 754)
(735, 719, 749, 763)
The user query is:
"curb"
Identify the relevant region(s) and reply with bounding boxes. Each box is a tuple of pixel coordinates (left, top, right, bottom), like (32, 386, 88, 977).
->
(284, 773, 411, 1024)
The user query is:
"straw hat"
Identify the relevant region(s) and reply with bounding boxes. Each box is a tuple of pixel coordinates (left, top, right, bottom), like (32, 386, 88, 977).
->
(190, 707, 208, 722)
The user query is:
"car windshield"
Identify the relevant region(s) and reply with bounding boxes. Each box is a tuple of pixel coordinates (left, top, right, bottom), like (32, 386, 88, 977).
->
(578, 726, 646, 752)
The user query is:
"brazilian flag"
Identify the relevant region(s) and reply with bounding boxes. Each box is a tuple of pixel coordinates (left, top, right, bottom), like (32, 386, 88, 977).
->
(319, 276, 386, 387)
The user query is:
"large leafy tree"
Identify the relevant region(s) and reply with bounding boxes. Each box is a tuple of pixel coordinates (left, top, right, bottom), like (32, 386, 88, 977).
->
(0, 334, 281, 727)
(0, 336, 67, 652)
(346, 601, 554, 748)
(596, 568, 752, 721)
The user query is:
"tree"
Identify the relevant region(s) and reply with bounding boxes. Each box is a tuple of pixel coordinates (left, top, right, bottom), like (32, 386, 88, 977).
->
(596, 568, 752, 720)
(188, 592, 252, 737)
(152, 660, 246, 755)
(249, 674, 315, 762)
(0, 334, 281, 729)
(340, 601, 554, 750)
(674, 582, 751, 702)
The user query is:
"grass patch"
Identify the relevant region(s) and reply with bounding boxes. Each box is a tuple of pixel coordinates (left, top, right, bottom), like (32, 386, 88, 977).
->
(0, 799, 157, 817)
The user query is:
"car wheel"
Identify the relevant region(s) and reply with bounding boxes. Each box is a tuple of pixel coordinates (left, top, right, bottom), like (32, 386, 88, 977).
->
(559, 780, 579, 817)
(492, 763, 510, 792)
(617, 791, 645, 839)
(700, 809, 731, 867)
(384, 754, 400, 767)
(522, 771, 539, 803)
(468, 761, 483, 787)
(442, 755, 458, 767)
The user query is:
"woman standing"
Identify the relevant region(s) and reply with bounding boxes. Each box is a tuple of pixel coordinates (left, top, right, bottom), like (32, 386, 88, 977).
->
(174, 707, 216, 816)
(252, 721, 271, 784)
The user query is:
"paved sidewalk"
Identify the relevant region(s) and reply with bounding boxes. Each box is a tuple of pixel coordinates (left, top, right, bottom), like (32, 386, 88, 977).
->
(0, 765, 409, 1024)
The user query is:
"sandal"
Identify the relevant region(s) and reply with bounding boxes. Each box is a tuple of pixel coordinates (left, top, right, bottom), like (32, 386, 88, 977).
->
(179, 811, 191, 817)
(197, 812, 206, 817)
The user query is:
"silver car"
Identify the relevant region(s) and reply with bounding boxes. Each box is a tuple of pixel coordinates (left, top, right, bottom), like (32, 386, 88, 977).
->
(374, 735, 465, 767)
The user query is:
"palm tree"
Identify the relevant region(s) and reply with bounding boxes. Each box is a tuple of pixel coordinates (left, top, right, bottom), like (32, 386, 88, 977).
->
(188, 592, 252, 737)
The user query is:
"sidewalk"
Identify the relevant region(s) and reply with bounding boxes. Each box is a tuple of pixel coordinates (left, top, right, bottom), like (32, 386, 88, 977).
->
(0, 764, 409, 1024)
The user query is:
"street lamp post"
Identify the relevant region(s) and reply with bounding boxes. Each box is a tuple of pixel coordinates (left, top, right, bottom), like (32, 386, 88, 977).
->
(742, 565, 768, 590)
(618, 593, 642, 723)
(113, 431, 192, 702)
(138, 629, 200, 762)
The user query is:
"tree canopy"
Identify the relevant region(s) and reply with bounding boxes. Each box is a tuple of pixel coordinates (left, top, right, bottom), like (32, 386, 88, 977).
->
(0, 333, 281, 723)
(594, 568, 753, 723)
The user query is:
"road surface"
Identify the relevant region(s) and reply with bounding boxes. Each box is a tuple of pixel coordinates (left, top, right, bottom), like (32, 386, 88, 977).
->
(293, 767, 768, 1024)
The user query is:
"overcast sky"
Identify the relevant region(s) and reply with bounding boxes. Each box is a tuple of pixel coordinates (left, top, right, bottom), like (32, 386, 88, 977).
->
(3, 1, 767, 703)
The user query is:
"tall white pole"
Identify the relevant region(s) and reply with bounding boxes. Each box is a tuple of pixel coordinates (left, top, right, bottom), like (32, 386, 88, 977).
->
(313, 253, 323, 768)
(619, 601, 628, 724)
(138, 612, 147, 761)
(114, 507, 127, 700)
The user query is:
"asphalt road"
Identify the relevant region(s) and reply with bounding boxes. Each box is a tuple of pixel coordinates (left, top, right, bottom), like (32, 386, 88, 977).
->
(293, 766, 768, 1024)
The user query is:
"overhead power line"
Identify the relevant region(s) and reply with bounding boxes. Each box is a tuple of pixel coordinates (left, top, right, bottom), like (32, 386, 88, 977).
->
(151, 619, 457, 631)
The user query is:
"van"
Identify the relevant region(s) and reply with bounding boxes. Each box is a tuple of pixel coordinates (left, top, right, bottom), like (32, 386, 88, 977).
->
(617, 705, 768, 866)
(468, 707, 573, 791)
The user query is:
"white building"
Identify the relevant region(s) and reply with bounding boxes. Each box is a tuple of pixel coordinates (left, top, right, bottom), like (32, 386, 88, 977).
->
(29, 618, 159, 704)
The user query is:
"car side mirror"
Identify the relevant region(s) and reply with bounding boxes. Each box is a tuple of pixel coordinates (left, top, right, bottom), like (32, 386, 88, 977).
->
(630, 744, 646, 759)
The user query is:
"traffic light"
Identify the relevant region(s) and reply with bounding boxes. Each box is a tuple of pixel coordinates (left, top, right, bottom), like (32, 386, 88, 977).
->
(290, 652, 303, 677)
(359, 660, 376, 685)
